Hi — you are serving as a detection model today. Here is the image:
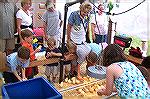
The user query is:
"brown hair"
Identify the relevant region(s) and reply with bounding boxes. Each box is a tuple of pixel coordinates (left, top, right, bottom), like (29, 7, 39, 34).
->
(17, 46, 30, 59)
(21, 29, 33, 40)
(102, 44, 127, 66)
(141, 56, 150, 69)
(86, 51, 98, 64)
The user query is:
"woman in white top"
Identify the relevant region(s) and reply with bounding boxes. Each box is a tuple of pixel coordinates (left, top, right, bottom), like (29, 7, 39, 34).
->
(91, 4, 108, 44)
(16, 0, 32, 43)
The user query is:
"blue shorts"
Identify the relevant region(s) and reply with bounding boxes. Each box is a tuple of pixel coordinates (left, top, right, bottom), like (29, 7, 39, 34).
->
(94, 34, 107, 44)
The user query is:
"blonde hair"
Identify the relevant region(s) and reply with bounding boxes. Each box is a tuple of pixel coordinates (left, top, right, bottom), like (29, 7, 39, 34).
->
(80, 1, 92, 12)
(21, 0, 32, 7)
(47, 37, 56, 46)
(66, 41, 76, 50)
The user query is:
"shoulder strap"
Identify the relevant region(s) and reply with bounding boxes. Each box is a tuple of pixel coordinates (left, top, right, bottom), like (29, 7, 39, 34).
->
(58, 11, 61, 20)
(81, 19, 87, 32)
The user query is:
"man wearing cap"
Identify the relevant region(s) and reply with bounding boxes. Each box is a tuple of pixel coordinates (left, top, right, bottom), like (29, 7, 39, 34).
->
(42, 0, 62, 48)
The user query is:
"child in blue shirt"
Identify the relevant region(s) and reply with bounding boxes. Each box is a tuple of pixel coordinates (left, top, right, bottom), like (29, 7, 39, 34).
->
(3, 46, 30, 83)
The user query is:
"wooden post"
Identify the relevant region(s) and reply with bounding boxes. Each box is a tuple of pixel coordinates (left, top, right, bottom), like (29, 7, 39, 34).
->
(0, 52, 8, 72)
(107, 18, 113, 44)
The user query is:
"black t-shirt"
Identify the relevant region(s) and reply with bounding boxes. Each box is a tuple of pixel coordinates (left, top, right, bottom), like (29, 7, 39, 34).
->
(45, 48, 61, 66)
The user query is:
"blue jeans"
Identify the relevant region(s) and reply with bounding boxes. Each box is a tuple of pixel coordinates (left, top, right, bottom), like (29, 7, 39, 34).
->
(94, 34, 107, 44)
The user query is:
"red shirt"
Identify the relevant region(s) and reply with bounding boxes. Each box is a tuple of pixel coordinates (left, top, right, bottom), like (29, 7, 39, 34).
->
(21, 41, 35, 61)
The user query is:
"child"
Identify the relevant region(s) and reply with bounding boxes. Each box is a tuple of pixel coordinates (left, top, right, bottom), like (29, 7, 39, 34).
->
(3, 46, 30, 83)
(97, 44, 149, 98)
(66, 42, 102, 80)
(45, 37, 62, 82)
(86, 43, 102, 67)
(86, 51, 98, 68)
(65, 41, 78, 77)
(66, 41, 91, 79)
(21, 29, 40, 79)
(42, 0, 62, 48)
(65, 41, 77, 60)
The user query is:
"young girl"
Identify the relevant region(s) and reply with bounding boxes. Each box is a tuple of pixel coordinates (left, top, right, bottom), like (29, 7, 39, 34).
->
(97, 44, 149, 98)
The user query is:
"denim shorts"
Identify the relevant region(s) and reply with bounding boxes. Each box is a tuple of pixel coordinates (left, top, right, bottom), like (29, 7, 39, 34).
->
(94, 34, 107, 44)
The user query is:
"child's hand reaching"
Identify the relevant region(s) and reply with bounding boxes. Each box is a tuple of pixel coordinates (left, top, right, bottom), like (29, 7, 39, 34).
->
(64, 54, 74, 60)
(50, 52, 55, 56)
(97, 87, 106, 96)
(46, 52, 52, 58)
(22, 77, 27, 81)
(35, 45, 42, 53)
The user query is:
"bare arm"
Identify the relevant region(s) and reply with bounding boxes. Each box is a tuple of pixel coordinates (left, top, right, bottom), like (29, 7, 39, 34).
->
(46, 52, 62, 58)
(17, 18, 23, 42)
(43, 21, 48, 40)
(67, 24, 72, 43)
(91, 23, 96, 40)
(51, 52, 62, 57)
(30, 48, 41, 56)
(113, 85, 117, 92)
(105, 66, 115, 95)
(21, 68, 27, 80)
(97, 65, 115, 96)
(13, 71, 22, 81)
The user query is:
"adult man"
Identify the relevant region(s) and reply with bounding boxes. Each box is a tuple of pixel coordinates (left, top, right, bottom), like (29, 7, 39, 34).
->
(42, 0, 62, 48)
(0, 0, 19, 55)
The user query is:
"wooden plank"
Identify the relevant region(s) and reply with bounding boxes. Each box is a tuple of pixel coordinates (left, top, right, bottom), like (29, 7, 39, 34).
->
(0, 52, 8, 72)
(0, 53, 143, 71)
(29, 54, 77, 67)
(29, 58, 60, 67)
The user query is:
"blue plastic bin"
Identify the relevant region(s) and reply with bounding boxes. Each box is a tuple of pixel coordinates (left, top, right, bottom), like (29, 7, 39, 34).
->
(1, 77, 62, 99)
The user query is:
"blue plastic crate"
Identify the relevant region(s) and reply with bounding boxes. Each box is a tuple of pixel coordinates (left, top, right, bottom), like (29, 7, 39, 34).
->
(1, 77, 62, 99)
